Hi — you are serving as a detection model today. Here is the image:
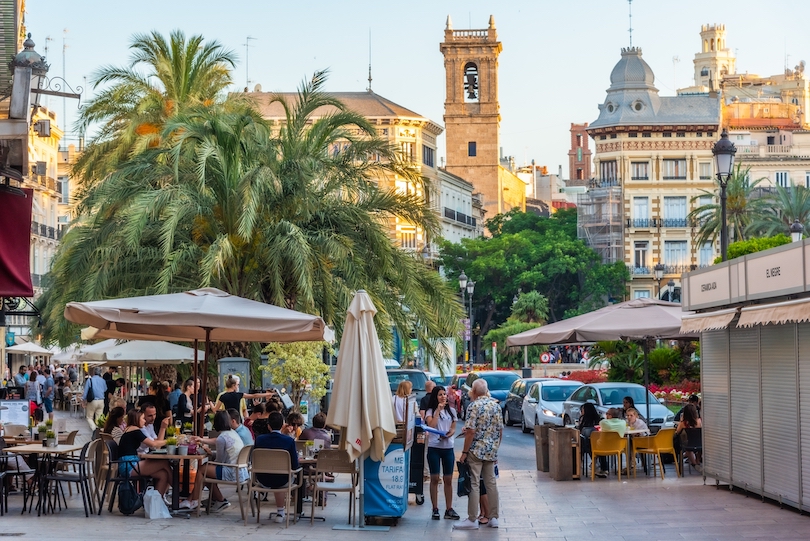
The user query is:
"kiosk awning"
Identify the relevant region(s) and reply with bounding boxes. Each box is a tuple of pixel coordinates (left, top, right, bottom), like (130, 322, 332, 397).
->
(680, 308, 739, 333)
(737, 298, 810, 328)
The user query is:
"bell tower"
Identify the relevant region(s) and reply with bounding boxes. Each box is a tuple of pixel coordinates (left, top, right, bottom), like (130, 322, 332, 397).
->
(440, 15, 503, 216)
(693, 24, 735, 89)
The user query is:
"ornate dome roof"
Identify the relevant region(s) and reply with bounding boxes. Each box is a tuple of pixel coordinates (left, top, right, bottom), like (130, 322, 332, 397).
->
(609, 47, 656, 92)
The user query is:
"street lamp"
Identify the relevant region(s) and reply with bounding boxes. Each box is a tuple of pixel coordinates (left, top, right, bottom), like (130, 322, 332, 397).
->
(667, 279, 676, 302)
(9, 33, 49, 121)
(712, 130, 737, 262)
(790, 219, 804, 243)
(467, 280, 475, 367)
(458, 271, 468, 369)
(654, 262, 665, 298)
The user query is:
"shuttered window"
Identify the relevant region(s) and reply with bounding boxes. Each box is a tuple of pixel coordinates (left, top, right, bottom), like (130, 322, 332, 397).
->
(729, 326, 762, 493)
(701, 330, 730, 482)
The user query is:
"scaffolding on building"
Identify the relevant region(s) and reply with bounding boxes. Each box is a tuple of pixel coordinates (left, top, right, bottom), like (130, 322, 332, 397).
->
(577, 186, 623, 264)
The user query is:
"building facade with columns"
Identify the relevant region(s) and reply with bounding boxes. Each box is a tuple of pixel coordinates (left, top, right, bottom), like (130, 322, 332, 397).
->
(583, 47, 721, 300)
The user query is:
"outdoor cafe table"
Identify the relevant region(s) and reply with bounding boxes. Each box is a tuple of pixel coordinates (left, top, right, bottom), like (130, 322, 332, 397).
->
(4, 434, 72, 446)
(138, 452, 206, 514)
(6, 443, 84, 515)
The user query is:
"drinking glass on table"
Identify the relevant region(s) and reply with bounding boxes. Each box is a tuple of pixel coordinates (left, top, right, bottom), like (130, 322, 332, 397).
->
(175, 419, 182, 433)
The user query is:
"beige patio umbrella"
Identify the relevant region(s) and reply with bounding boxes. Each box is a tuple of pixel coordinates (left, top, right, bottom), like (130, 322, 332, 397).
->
(6, 342, 53, 355)
(64, 287, 333, 433)
(326, 290, 396, 529)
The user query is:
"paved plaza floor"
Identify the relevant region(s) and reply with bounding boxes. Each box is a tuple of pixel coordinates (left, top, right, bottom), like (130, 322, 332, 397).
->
(2, 410, 805, 540)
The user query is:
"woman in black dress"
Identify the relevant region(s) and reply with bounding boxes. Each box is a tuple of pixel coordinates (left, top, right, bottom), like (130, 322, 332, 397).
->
(117, 409, 172, 495)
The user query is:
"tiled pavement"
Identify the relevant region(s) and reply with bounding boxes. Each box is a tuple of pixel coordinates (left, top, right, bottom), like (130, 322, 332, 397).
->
(1, 410, 806, 540)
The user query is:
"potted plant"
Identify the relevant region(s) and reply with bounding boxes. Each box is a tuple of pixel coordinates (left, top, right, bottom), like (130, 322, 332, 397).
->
(166, 426, 176, 437)
(183, 422, 193, 434)
(165, 437, 177, 455)
(37, 424, 47, 441)
(45, 430, 56, 447)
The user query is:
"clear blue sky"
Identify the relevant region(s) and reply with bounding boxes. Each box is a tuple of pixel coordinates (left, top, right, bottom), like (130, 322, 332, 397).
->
(25, 0, 810, 175)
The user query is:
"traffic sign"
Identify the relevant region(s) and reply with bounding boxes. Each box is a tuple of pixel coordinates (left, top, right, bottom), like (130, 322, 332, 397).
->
(540, 352, 551, 364)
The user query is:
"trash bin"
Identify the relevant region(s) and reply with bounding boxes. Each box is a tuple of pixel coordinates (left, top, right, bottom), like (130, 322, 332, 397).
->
(522, 367, 533, 378)
(548, 427, 576, 481)
(534, 424, 550, 472)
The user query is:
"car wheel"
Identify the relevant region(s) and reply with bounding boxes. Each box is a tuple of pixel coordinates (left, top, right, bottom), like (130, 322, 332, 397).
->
(521, 414, 531, 433)
(563, 414, 572, 426)
(504, 408, 511, 426)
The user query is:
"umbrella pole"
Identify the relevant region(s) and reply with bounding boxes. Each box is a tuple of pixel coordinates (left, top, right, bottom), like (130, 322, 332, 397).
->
(643, 339, 651, 426)
(201, 328, 212, 437)
(193, 339, 199, 437)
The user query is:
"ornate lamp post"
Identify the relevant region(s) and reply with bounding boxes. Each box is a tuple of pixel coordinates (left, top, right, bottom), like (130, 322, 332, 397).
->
(712, 130, 737, 262)
(654, 262, 665, 298)
(790, 219, 804, 243)
(458, 271, 468, 369)
(467, 279, 475, 367)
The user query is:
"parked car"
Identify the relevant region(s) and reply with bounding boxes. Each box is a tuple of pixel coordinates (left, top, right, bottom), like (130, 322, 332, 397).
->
(386, 369, 429, 403)
(427, 373, 453, 387)
(502, 378, 555, 426)
(520, 379, 584, 432)
(460, 371, 520, 419)
(561, 382, 675, 431)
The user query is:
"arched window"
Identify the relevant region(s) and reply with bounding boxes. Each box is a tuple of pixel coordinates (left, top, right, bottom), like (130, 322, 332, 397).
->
(463, 62, 479, 102)
(701, 67, 709, 77)
(703, 40, 708, 53)
(711, 38, 715, 51)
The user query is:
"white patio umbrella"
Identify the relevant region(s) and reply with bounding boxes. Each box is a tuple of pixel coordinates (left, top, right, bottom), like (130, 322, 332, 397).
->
(326, 290, 396, 530)
(6, 342, 53, 355)
(81, 340, 201, 364)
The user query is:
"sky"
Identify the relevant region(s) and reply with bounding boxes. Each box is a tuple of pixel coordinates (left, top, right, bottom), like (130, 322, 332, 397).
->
(24, 0, 810, 176)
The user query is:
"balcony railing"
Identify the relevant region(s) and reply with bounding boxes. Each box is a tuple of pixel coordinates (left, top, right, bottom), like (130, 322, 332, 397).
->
(443, 207, 476, 228)
(631, 266, 652, 275)
(627, 218, 654, 228)
(628, 264, 694, 276)
(664, 264, 692, 274)
(630, 176, 649, 180)
(662, 175, 687, 180)
(660, 218, 688, 227)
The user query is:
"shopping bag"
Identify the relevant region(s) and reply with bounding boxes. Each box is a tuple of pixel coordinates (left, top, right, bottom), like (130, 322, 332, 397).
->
(143, 486, 172, 519)
(456, 460, 472, 497)
(117, 480, 143, 516)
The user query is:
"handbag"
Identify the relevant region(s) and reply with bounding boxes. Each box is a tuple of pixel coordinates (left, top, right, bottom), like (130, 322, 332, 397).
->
(86, 380, 95, 402)
(456, 460, 472, 497)
(143, 486, 172, 519)
(117, 479, 143, 516)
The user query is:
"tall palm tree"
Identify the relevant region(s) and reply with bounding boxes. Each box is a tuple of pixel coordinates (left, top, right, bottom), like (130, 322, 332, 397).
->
(40, 73, 462, 362)
(746, 183, 810, 238)
(74, 30, 236, 188)
(687, 164, 768, 247)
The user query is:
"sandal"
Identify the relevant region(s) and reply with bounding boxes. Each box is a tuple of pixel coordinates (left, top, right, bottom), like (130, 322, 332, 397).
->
(477, 516, 489, 525)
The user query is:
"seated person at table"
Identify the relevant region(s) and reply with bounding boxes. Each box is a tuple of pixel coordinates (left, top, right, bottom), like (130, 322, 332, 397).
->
(625, 407, 649, 436)
(103, 406, 127, 444)
(117, 409, 172, 496)
(599, 408, 627, 437)
(255, 412, 299, 524)
(138, 404, 168, 454)
(577, 403, 607, 477)
(227, 408, 254, 445)
(138, 381, 172, 426)
(298, 412, 332, 449)
(282, 412, 304, 439)
(251, 418, 270, 437)
(244, 403, 267, 437)
(675, 403, 702, 471)
(186, 411, 247, 511)
(674, 394, 701, 423)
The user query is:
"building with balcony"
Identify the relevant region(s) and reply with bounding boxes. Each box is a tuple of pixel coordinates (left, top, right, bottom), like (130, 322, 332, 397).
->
(582, 47, 721, 300)
(438, 168, 485, 243)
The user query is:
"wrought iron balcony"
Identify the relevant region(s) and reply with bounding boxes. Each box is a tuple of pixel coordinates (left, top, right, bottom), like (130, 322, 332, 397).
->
(660, 218, 688, 228)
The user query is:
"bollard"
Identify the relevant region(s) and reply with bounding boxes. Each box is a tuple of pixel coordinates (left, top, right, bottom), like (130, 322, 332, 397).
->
(535, 425, 550, 472)
(549, 427, 576, 481)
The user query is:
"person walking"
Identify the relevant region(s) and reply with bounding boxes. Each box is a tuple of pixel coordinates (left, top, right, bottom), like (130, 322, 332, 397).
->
(82, 367, 107, 431)
(454, 379, 502, 530)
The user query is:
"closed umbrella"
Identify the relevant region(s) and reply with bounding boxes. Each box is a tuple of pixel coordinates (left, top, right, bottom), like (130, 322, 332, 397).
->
(326, 290, 396, 529)
(506, 297, 697, 426)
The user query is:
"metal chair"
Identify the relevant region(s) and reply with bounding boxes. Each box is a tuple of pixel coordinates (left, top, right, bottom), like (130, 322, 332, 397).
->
(590, 431, 628, 481)
(309, 449, 358, 526)
(680, 427, 703, 474)
(45, 439, 99, 517)
(98, 440, 148, 514)
(631, 427, 680, 479)
(247, 448, 302, 528)
(198, 444, 252, 520)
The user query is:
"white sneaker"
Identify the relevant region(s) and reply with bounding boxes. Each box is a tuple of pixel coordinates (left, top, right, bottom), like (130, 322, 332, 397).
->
(488, 517, 499, 528)
(178, 499, 191, 509)
(453, 518, 479, 530)
(273, 513, 285, 523)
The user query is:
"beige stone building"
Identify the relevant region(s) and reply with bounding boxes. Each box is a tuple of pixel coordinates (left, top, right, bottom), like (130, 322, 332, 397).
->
(439, 15, 525, 223)
(245, 90, 482, 258)
(581, 47, 721, 301)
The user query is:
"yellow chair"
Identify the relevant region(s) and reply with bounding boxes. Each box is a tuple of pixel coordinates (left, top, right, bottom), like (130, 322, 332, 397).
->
(631, 427, 680, 479)
(247, 448, 303, 528)
(590, 431, 628, 481)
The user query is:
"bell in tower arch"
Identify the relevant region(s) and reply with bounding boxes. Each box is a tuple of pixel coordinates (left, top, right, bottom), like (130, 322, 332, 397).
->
(464, 62, 479, 102)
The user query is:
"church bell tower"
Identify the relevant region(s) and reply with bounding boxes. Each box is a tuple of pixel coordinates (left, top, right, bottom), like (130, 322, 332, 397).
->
(440, 15, 504, 216)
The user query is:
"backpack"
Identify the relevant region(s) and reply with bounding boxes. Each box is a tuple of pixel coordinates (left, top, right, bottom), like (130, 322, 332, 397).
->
(86, 379, 95, 402)
(117, 479, 143, 515)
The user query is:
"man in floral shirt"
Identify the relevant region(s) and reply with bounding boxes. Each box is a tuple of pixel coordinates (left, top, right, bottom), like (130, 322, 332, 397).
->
(454, 378, 503, 530)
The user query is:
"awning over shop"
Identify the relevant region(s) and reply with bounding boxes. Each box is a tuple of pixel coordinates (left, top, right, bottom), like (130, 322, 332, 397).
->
(680, 308, 739, 333)
(737, 298, 810, 328)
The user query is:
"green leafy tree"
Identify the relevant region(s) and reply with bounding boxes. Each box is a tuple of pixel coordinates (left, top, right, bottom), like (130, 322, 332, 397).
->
(262, 342, 331, 412)
(483, 291, 549, 368)
(75, 30, 236, 185)
(687, 164, 768, 247)
(510, 290, 549, 324)
(747, 183, 810, 238)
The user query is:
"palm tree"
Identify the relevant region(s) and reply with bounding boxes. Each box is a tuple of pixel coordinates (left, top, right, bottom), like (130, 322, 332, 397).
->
(74, 29, 236, 187)
(40, 73, 462, 365)
(746, 182, 810, 238)
(687, 164, 768, 247)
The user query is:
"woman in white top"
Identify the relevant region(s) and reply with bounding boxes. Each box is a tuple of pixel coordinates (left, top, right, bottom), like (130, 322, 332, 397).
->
(392, 380, 413, 423)
(424, 386, 459, 520)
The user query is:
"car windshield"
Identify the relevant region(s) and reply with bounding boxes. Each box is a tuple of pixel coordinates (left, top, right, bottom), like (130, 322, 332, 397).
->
(599, 386, 658, 406)
(431, 376, 453, 386)
(482, 373, 519, 391)
(541, 385, 579, 402)
(388, 372, 427, 392)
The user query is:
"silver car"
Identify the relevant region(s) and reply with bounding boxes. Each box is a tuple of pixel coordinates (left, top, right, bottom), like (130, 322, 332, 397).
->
(520, 380, 583, 432)
(561, 382, 674, 430)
